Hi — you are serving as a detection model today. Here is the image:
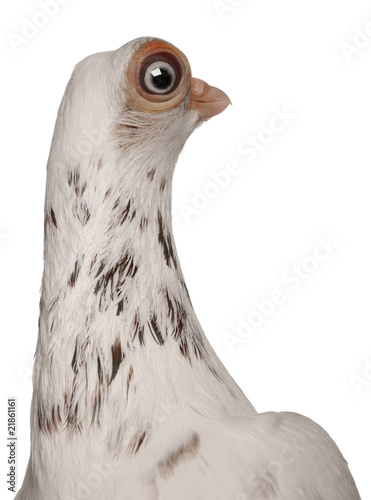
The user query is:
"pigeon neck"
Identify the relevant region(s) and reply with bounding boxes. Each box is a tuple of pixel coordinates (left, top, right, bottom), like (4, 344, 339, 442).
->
(41, 146, 191, 334)
(34, 138, 216, 432)
(32, 117, 259, 443)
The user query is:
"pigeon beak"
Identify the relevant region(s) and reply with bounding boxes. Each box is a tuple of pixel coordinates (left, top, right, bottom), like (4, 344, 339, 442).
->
(189, 78, 231, 120)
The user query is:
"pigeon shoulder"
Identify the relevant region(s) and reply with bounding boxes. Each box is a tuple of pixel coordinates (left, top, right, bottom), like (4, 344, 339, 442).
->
(151, 411, 361, 500)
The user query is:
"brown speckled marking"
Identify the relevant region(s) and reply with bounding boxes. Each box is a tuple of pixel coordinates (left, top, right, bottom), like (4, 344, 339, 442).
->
(209, 366, 222, 382)
(179, 338, 191, 363)
(126, 365, 134, 399)
(158, 432, 200, 479)
(147, 168, 155, 181)
(127, 430, 147, 455)
(110, 338, 124, 383)
(140, 217, 148, 231)
(164, 288, 175, 323)
(132, 309, 145, 346)
(66, 401, 82, 434)
(68, 261, 80, 287)
(192, 338, 204, 360)
(179, 278, 192, 302)
(94, 253, 138, 311)
(119, 199, 136, 225)
(162, 286, 205, 363)
(51, 405, 62, 430)
(173, 300, 187, 340)
(91, 358, 103, 425)
(117, 298, 124, 316)
(70, 170, 86, 196)
(89, 254, 98, 274)
(70, 338, 90, 375)
(37, 404, 62, 435)
(112, 197, 120, 210)
(71, 342, 78, 374)
(148, 312, 165, 345)
(48, 295, 59, 313)
(72, 198, 90, 225)
(50, 207, 58, 228)
(253, 470, 279, 498)
(157, 210, 177, 269)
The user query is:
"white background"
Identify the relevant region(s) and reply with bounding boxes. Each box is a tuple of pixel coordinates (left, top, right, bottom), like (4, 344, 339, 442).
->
(1, 0, 370, 498)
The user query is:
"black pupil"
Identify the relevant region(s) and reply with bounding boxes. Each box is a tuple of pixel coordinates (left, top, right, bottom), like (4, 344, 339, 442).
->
(150, 66, 173, 91)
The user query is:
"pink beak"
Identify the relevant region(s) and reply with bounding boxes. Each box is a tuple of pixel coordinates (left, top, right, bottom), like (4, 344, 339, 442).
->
(189, 78, 231, 120)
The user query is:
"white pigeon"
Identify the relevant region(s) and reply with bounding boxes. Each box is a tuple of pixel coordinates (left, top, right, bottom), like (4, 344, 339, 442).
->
(16, 36, 361, 500)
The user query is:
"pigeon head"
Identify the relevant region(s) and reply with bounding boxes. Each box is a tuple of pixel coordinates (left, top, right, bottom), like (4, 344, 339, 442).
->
(50, 37, 230, 180)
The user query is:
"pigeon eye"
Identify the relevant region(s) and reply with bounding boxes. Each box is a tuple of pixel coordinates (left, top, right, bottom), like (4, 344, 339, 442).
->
(142, 61, 177, 95)
(126, 39, 192, 113)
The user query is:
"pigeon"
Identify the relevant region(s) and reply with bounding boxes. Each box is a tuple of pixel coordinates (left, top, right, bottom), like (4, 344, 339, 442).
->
(16, 36, 361, 500)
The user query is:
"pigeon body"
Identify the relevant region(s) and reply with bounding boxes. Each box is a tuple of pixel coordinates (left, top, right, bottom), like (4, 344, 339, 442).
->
(16, 37, 360, 500)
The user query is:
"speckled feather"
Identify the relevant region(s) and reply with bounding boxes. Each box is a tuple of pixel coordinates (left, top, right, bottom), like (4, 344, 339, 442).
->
(15, 37, 360, 500)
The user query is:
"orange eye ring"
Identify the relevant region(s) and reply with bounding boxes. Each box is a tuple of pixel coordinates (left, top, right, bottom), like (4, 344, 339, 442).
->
(125, 39, 192, 113)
